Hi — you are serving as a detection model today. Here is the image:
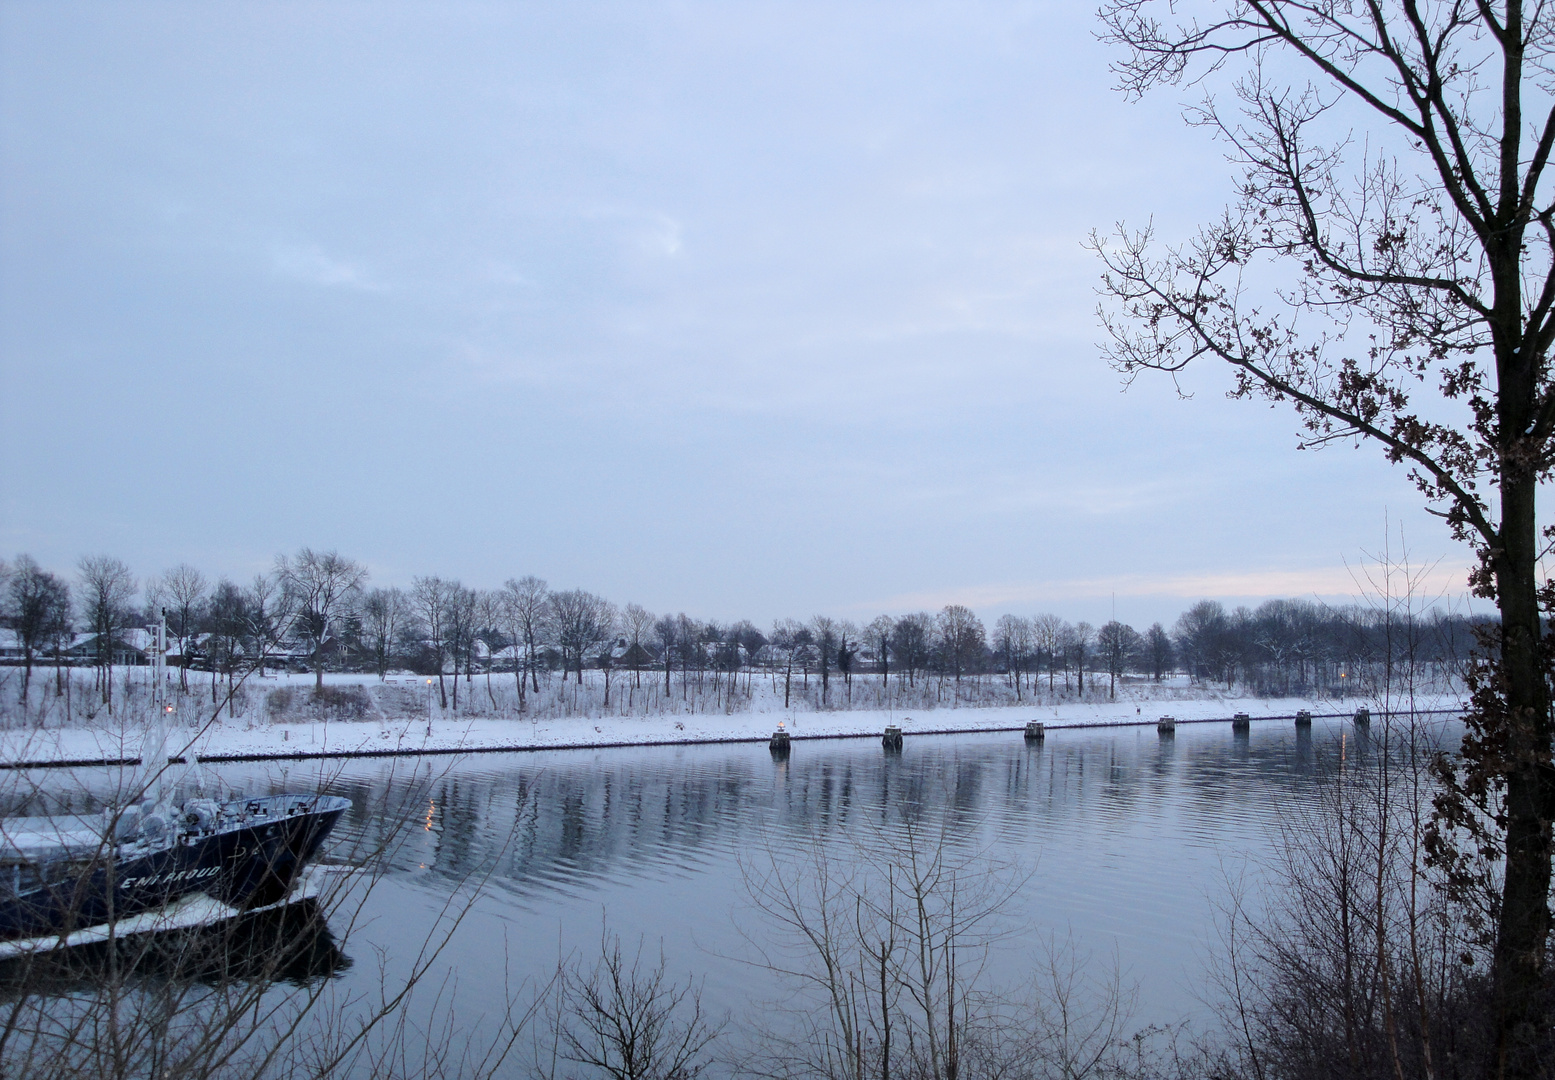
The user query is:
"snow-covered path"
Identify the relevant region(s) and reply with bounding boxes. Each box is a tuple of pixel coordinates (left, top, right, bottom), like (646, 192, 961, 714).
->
(0, 693, 1463, 768)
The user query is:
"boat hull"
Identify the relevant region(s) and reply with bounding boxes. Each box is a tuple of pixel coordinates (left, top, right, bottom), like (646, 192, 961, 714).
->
(0, 796, 349, 945)
(0, 893, 350, 996)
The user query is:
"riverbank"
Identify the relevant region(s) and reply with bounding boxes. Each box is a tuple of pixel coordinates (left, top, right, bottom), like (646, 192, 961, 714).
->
(0, 692, 1464, 768)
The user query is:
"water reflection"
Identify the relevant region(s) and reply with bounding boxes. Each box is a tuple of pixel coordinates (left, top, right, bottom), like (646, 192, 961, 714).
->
(0, 898, 350, 997)
(8, 716, 1460, 1024)
(219, 718, 1460, 905)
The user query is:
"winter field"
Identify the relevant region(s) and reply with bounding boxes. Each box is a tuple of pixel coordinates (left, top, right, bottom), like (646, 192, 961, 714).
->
(0, 663, 1463, 767)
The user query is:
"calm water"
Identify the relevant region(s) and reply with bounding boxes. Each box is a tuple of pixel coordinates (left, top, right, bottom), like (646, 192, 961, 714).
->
(8, 716, 1457, 1055)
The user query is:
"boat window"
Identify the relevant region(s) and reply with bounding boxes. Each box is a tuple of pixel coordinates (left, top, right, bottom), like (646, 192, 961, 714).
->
(6, 862, 43, 894)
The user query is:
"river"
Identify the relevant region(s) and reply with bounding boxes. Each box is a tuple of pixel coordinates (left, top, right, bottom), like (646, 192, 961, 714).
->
(4, 714, 1456, 1073)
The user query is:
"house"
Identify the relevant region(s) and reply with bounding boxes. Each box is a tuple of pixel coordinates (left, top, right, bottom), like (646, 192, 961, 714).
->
(65, 631, 153, 667)
(617, 640, 657, 669)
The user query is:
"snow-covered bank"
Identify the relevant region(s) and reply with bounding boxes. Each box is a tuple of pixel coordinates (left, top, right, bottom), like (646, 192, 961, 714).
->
(0, 693, 1465, 768)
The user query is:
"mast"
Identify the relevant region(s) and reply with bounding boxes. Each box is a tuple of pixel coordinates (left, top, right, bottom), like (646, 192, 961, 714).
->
(150, 609, 167, 717)
(140, 611, 173, 805)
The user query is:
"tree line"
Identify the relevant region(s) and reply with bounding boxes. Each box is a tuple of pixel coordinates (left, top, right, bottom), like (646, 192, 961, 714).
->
(0, 548, 1480, 713)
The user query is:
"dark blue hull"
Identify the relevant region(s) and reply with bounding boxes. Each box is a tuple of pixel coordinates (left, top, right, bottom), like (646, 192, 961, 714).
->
(0, 796, 349, 944)
(0, 896, 351, 998)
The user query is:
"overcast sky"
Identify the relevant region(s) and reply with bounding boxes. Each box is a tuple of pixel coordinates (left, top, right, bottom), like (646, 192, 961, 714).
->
(0, 1, 1477, 627)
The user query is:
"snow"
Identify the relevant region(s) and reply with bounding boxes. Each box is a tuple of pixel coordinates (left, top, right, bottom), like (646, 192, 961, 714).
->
(0, 865, 335, 959)
(0, 691, 1465, 768)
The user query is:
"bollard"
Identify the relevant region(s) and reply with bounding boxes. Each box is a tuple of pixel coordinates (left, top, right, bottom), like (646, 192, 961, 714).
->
(1354, 707, 1370, 726)
(1024, 721, 1045, 742)
(1157, 715, 1176, 734)
(883, 725, 903, 751)
(1295, 710, 1312, 727)
(1232, 712, 1251, 731)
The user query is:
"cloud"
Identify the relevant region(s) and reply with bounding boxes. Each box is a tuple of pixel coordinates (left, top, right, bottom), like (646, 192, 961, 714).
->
(573, 205, 685, 259)
(268, 244, 387, 291)
(642, 214, 682, 257)
(859, 561, 1476, 617)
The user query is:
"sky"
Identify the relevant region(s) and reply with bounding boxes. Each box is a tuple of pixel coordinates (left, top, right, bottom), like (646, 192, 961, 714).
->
(0, 0, 1479, 628)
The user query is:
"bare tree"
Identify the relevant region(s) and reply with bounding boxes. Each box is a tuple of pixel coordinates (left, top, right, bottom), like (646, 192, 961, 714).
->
(502, 575, 550, 696)
(153, 563, 207, 693)
(277, 548, 367, 692)
(205, 578, 249, 714)
(994, 614, 1034, 702)
(622, 603, 655, 696)
(7, 556, 69, 708)
(739, 824, 1009, 1080)
(1175, 601, 1231, 688)
(1031, 614, 1066, 693)
(866, 615, 896, 692)
(550, 929, 722, 1080)
(809, 615, 839, 707)
(1144, 622, 1173, 683)
(474, 588, 503, 709)
(412, 575, 453, 709)
(44, 576, 72, 704)
(736, 822, 1146, 1080)
(444, 584, 479, 711)
(702, 619, 728, 702)
(729, 620, 765, 704)
(1067, 622, 1094, 698)
(76, 555, 135, 712)
(1023, 935, 1140, 1080)
(361, 586, 408, 679)
(891, 613, 934, 689)
(1094, 3, 1555, 1061)
(768, 618, 802, 709)
(549, 589, 611, 684)
(1207, 714, 1483, 1080)
(936, 605, 985, 685)
(1095, 620, 1141, 701)
(837, 620, 858, 704)
(600, 601, 621, 708)
(654, 614, 682, 699)
(676, 614, 700, 699)
(244, 570, 290, 677)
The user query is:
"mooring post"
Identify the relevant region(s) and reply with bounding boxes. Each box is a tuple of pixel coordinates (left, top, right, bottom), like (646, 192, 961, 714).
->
(1024, 721, 1045, 742)
(1353, 707, 1370, 726)
(770, 721, 791, 755)
(1295, 710, 1312, 727)
(883, 725, 903, 751)
(1157, 715, 1176, 734)
(1232, 712, 1251, 732)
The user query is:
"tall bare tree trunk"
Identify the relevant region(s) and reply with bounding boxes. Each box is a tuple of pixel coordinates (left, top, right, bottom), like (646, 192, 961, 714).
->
(1491, 471, 1552, 1076)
